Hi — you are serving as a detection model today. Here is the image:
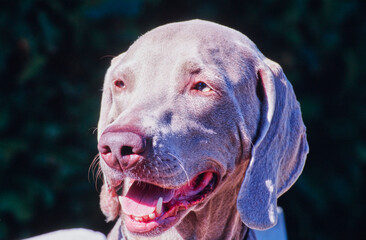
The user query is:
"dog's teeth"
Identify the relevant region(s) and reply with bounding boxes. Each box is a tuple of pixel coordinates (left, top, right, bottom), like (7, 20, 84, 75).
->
(134, 216, 142, 221)
(149, 213, 156, 219)
(118, 196, 123, 206)
(156, 197, 163, 215)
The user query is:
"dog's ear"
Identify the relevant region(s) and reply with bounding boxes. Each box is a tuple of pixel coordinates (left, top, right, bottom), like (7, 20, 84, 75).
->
(98, 53, 125, 221)
(100, 180, 120, 222)
(237, 58, 309, 230)
(97, 53, 125, 139)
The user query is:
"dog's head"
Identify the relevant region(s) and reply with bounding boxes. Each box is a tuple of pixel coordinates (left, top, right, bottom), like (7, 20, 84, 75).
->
(97, 19, 308, 237)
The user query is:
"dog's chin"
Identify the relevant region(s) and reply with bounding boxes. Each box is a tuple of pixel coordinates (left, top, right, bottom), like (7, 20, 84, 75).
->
(113, 171, 219, 236)
(120, 207, 186, 237)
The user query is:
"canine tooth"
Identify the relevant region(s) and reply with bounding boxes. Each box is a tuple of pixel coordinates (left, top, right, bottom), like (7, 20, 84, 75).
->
(156, 197, 163, 215)
(149, 213, 156, 219)
(118, 196, 123, 205)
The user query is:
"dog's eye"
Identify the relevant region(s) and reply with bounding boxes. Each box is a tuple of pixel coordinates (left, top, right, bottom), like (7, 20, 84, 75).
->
(193, 82, 212, 93)
(114, 79, 125, 89)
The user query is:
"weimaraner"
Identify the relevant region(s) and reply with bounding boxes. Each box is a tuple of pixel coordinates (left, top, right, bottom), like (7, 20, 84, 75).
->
(97, 19, 308, 240)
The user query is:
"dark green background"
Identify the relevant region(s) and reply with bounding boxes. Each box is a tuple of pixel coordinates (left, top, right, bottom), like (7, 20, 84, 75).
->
(1, 0, 365, 239)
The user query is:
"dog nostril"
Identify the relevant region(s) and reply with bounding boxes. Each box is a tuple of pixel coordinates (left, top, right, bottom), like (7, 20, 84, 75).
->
(121, 146, 134, 156)
(100, 146, 111, 154)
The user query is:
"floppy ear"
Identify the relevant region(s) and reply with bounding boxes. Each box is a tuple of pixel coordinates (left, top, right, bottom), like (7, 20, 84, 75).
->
(237, 58, 309, 230)
(98, 53, 125, 220)
(100, 177, 121, 222)
(97, 53, 125, 139)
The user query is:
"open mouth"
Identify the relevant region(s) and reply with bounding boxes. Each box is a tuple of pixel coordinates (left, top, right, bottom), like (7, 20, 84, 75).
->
(117, 172, 218, 234)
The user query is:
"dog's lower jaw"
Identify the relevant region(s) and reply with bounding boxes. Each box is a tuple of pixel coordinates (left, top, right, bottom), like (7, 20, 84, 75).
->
(120, 219, 186, 240)
(117, 206, 246, 240)
(111, 164, 248, 240)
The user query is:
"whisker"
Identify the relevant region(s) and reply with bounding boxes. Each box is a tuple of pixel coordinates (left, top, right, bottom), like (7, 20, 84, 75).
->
(91, 127, 98, 135)
(88, 154, 99, 182)
(100, 55, 116, 61)
(89, 153, 103, 191)
(95, 167, 104, 191)
(156, 155, 174, 179)
(167, 152, 190, 185)
(154, 166, 160, 179)
(155, 155, 172, 186)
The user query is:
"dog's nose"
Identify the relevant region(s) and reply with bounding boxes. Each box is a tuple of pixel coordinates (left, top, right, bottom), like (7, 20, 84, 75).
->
(98, 128, 146, 171)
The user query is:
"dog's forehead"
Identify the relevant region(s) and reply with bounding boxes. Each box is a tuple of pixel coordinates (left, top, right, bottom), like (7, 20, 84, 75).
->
(137, 19, 255, 48)
(111, 20, 262, 89)
(127, 21, 256, 64)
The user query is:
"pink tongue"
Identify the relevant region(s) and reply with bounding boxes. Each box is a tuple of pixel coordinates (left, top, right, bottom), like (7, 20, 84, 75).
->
(121, 182, 174, 217)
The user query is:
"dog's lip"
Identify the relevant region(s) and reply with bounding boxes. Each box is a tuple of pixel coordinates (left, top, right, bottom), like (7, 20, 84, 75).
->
(119, 171, 219, 234)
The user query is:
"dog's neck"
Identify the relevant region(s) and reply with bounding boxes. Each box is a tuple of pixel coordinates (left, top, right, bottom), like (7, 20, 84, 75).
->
(112, 163, 249, 240)
(174, 193, 248, 240)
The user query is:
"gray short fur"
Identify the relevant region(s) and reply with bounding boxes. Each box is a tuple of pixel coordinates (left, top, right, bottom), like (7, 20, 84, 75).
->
(97, 19, 308, 240)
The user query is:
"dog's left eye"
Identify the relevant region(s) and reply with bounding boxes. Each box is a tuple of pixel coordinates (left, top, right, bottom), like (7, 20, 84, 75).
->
(114, 79, 125, 90)
(193, 82, 212, 93)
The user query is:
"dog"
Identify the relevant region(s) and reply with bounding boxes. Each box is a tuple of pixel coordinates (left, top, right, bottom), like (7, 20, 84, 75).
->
(97, 19, 308, 240)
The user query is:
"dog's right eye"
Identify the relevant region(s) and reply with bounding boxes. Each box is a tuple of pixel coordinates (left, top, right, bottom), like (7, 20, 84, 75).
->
(114, 79, 125, 90)
(193, 82, 212, 93)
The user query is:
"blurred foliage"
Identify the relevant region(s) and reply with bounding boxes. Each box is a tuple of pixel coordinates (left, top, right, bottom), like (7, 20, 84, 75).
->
(0, 0, 365, 239)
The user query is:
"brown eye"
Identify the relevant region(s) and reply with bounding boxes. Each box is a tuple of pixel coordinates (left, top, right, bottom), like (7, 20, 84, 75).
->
(193, 82, 211, 92)
(114, 79, 125, 89)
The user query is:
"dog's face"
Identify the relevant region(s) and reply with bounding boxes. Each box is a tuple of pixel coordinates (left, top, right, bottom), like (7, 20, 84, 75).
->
(97, 20, 308, 238)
